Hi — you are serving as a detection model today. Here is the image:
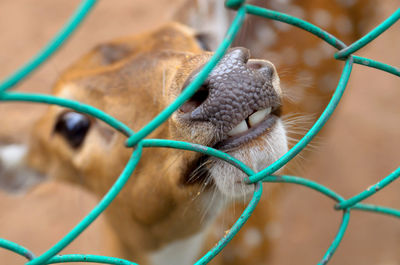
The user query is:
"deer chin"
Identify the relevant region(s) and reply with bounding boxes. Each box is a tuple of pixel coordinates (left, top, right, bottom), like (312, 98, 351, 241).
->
(207, 119, 287, 200)
(173, 108, 287, 201)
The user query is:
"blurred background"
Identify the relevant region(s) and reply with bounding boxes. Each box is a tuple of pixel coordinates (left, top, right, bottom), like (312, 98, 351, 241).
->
(0, 0, 399, 264)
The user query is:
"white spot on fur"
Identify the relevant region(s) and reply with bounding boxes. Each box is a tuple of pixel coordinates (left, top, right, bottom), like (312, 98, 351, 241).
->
(318, 41, 334, 58)
(269, 0, 291, 11)
(264, 221, 282, 239)
(312, 9, 332, 29)
(318, 73, 338, 92)
(303, 48, 322, 67)
(335, 0, 357, 7)
(287, 5, 306, 20)
(243, 227, 263, 247)
(335, 15, 354, 36)
(149, 231, 206, 265)
(255, 25, 277, 48)
(275, 0, 292, 4)
(272, 20, 291, 32)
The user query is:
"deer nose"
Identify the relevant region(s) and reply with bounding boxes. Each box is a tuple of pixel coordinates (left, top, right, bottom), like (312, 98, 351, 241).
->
(180, 47, 281, 134)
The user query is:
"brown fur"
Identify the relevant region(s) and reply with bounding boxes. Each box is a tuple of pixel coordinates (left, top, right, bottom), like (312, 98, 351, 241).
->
(9, 0, 379, 264)
(27, 23, 215, 263)
(25, 19, 288, 263)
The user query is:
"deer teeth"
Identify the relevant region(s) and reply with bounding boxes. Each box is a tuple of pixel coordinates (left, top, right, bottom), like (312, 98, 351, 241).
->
(249, 107, 271, 127)
(227, 107, 272, 137)
(228, 120, 248, 136)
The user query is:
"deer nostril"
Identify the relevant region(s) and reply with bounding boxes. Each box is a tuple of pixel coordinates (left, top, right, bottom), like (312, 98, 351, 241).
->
(247, 62, 264, 70)
(179, 85, 209, 113)
(247, 61, 274, 79)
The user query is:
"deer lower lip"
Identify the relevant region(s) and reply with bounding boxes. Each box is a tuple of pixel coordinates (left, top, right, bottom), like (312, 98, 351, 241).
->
(213, 114, 278, 150)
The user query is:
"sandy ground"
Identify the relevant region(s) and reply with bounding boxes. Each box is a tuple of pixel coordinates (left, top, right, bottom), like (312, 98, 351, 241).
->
(0, 0, 399, 264)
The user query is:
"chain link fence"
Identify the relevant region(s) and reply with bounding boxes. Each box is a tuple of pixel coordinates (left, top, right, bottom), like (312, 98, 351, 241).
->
(0, 0, 399, 264)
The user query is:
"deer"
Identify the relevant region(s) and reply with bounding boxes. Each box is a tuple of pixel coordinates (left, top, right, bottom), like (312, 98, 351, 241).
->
(0, 0, 378, 264)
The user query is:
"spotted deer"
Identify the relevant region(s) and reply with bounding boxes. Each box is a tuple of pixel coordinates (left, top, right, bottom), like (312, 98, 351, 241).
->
(0, 0, 378, 264)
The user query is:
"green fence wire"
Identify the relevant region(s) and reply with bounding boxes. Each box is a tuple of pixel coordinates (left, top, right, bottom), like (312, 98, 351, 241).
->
(0, 0, 399, 264)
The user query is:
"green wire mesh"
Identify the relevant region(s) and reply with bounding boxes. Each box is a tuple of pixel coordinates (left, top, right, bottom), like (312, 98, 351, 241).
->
(0, 0, 399, 264)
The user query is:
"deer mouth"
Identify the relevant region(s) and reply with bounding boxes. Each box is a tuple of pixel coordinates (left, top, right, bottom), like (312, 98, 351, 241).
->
(181, 106, 282, 186)
(213, 106, 281, 150)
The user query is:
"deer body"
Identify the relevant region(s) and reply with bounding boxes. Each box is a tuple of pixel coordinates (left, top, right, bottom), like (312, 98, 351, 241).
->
(0, 0, 377, 264)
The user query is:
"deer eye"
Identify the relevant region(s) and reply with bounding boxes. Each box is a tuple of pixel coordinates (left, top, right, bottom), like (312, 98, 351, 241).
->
(54, 112, 91, 149)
